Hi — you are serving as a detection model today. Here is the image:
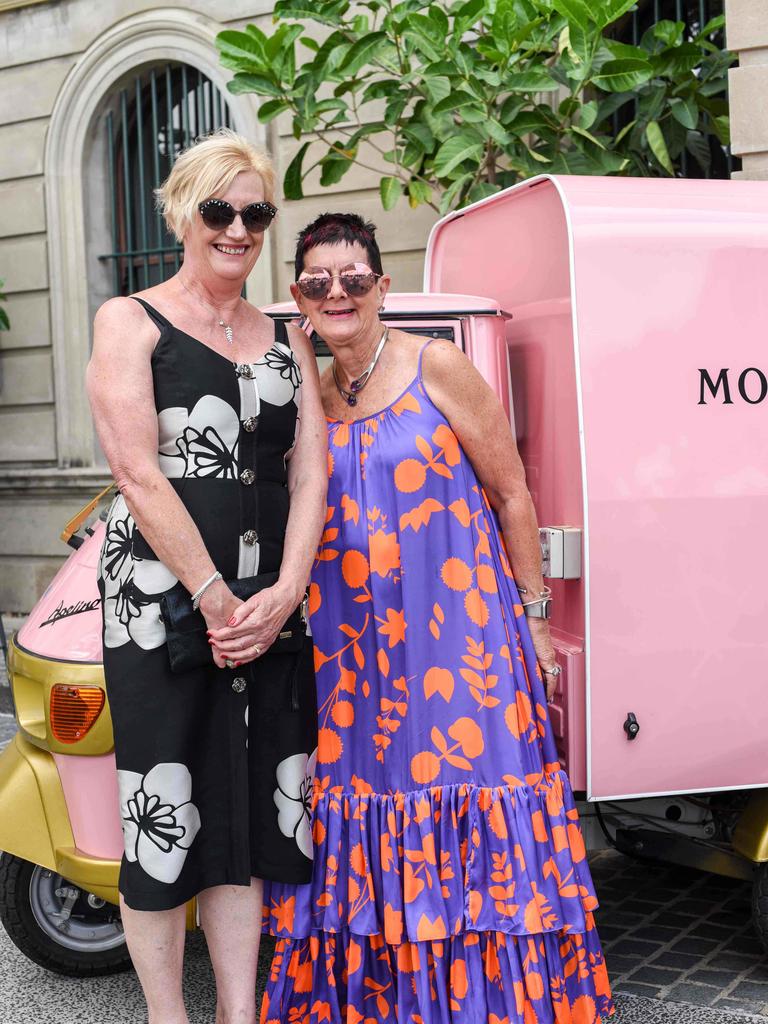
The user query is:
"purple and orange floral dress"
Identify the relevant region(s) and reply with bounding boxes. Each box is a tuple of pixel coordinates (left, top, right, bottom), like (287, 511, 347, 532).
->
(261, 343, 614, 1023)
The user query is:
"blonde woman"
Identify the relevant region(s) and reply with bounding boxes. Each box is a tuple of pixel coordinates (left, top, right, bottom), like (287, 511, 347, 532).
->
(86, 130, 327, 1024)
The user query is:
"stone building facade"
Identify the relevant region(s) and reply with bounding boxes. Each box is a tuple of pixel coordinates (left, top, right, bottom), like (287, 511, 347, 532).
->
(0, 0, 762, 613)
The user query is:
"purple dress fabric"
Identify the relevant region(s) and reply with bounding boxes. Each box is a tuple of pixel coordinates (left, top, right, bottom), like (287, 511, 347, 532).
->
(261, 347, 614, 1024)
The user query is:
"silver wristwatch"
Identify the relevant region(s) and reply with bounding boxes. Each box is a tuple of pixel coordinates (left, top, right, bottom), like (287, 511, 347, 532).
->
(522, 595, 552, 618)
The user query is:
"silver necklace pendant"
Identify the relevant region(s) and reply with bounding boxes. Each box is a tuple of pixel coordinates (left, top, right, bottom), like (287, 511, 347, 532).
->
(333, 326, 389, 407)
(219, 319, 234, 345)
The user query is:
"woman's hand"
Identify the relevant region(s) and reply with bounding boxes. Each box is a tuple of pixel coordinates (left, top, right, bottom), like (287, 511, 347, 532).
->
(206, 583, 301, 666)
(527, 618, 559, 702)
(198, 582, 243, 669)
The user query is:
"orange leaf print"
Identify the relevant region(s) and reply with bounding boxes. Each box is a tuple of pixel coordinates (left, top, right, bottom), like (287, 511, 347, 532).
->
(571, 995, 597, 1024)
(368, 529, 400, 577)
(448, 717, 485, 758)
(416, 913, 447, 940)
(532, 810, 549, 842)
(331, 700, 355, 728)
(395, 458, 427, 493)
(433, 423, 461, 466)
(270, 896, 296, 933)
(341, 549, 369, 588)
(476, 563, 498, 593)
(403, 861, 425, 902)
(341, 494, 360, 524)
(525, 971, 544, 1000)
(464, 588, 490, 626)
(383, 902, 403, 944)
(399, 497, 445, 532)
(468, 889, 483, 924)
(411, 750, 441, 785)
(378, 607, 407, 648)
(333, 423, 350, 448)
(351, 842, 367, 876)
(448, 498, 471, 527)
(415, 435, 434, 460)
(424, 667, 454, 702)
(505, 691, 533, 739)
(317, 727, 343, 764)
(391, 390, 421, 416)
(307, 582, 321, 615)
(433, 602, 445, 623)
(441, 557, 473, 591)
(346, 937, 362, 975)
(450, 958, 469, 999)
(568, 822, 587, 863)
(377, 648, 390, 677)
(488, 800, 509, 840)
(339, 666, 356, 692)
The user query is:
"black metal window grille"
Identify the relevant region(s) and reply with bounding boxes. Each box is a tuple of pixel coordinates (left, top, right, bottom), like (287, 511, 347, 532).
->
(100, 64, 233, 296)
(612, 0, 738, 179)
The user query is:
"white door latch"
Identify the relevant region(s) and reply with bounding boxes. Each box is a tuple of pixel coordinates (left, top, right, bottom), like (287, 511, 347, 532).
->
(539, 527, 582, 579)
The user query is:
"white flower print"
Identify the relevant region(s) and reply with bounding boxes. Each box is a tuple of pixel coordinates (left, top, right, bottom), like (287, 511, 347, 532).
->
(273, 749, 316, 860)
(256, 345, 302, 408)
(157, 395, 239, 478)
(118, 763, 201, 884)
(99, 496, 178, 651)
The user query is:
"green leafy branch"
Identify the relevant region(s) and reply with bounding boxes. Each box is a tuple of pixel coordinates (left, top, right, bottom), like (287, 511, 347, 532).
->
(217, 0, 734, 214)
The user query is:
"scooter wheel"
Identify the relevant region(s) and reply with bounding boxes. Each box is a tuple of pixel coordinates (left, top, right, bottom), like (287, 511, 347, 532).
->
(752, 861, 768, 956)
(0, 853, 131, 976)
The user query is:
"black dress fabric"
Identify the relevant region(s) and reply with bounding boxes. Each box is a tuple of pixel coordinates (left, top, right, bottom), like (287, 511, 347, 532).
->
(97, 298, 317, 911)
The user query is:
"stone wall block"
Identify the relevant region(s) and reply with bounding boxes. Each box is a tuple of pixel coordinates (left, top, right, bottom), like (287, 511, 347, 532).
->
(0, 236, 48, 293)
(0, 557, 65, 615)
(725, 0, 768, 53)
(0, 351, 54, 406)
(728, 65, 768, 156)
(0, 178, 45, 238)
(0, 408, 56, 460)
(0, 57, 75, 127)
(0, 119, 47, 182)
(0, 292, 50, 350)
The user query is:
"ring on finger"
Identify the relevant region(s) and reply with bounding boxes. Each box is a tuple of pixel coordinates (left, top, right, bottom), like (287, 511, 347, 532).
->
(254, 643, 262, 656)
(225, 658, 235, 669)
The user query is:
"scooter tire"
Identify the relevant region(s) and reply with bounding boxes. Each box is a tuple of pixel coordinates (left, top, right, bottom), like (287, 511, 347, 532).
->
(752, 862, 768, 956)
(0, 853, 132, 977)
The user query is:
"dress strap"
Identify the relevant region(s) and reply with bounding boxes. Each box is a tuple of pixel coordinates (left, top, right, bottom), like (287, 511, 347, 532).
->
(417, 337, 436, 382)
(130, 296, 172, 333)
(273, 317, 289, 346)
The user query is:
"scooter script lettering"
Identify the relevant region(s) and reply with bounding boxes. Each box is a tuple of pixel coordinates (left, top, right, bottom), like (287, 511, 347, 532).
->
(40, 598, 101, 628)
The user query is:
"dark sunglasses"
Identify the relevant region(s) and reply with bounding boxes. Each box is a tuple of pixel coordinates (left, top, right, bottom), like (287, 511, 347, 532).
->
(296, 264, 381, 300)
(198, 198, 277, 233)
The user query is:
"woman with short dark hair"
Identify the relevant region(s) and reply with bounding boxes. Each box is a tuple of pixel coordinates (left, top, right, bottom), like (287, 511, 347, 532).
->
(258, 212, 613, 1023)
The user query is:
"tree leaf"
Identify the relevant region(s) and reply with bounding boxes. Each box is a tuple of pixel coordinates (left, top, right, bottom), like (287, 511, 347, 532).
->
(685, 131, 711, 174)
(433, 135, 484, 178)
(592, 58, 653, 93)
(338, 32, 388, 75)
(505, 69, 559, 92)
(577, 100, 598, 130)
(284, 141, 310, 199)
(257, 98, 289, 123)
(550, 0, 591, 31)
(432, 90, 482, 116)
(407, 179, 433, 208)
(0, 307, 9, 331)
(571, 124, 606, 149)
(669, 97, 698, 130)
(380, 176, 403, 211)
(216, 28, 267, 68)
(712, 114, 730, 146)
(227, 73, 284, 98)
(645, 120, 674, 175)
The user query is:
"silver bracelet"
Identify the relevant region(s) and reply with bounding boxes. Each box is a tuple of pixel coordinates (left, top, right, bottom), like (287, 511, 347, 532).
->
(191, 571, 222, 611)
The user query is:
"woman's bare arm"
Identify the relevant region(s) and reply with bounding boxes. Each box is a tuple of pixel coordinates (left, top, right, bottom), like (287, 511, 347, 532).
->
(421, 339, 557, 692)
(86, 297, 239, 657)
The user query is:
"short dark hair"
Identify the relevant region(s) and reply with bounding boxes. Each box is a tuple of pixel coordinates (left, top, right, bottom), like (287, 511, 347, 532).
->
(294, 212, 383, 280)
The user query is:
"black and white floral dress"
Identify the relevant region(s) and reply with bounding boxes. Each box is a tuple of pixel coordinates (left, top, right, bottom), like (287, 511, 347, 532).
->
(97, 297, 317, 912)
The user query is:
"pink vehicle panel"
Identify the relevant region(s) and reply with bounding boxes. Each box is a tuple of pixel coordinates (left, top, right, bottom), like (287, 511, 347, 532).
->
(426, 174, 768, 801)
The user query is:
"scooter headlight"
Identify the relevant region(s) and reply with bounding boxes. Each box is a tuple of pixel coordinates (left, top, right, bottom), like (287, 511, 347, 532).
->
(49, 685, 105, 744)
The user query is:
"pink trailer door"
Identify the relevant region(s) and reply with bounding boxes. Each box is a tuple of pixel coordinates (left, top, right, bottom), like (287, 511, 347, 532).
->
(425, 174, 768, 801)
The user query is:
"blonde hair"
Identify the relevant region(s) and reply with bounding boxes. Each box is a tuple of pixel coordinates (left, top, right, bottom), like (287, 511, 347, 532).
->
(155, 128, 277, 241)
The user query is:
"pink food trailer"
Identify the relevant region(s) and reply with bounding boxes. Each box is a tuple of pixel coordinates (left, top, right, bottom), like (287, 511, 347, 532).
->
(2, 174, 768, 976)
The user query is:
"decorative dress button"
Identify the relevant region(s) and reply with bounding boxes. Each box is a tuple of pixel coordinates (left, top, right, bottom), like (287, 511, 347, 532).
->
(236, 364, 254, 379)
(243, 529, 258, 546)
(232, 676, 247, 693)
(239, 469, 255, 485)
(243, 416, 258, 433)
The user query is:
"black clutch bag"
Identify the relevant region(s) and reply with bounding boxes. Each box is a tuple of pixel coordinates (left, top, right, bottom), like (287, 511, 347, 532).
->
(160, 570, 307, 674)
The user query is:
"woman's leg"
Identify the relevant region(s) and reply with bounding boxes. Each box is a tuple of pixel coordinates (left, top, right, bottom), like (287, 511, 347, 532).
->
(120, 898, 189, 1024)
(199, 879, 264, 1024)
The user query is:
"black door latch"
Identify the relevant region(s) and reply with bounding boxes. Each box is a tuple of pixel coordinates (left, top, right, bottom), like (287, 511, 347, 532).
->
(623, 712, 640, 740)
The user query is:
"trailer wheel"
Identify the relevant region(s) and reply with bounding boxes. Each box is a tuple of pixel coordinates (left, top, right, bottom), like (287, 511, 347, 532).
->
(751, 862, 768, 955)
(0, 853, 131, 976)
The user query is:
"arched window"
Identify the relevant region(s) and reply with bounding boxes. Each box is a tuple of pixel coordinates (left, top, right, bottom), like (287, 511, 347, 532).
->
(100, 63, 234, 296)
